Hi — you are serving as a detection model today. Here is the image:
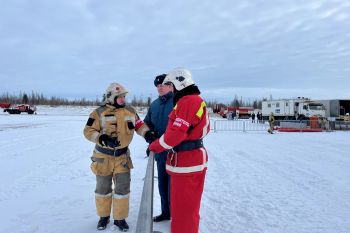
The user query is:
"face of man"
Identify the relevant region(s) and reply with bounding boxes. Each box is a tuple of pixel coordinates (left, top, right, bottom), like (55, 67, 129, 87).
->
(116, 95, 126, 105)
(157, 83, 173, 96)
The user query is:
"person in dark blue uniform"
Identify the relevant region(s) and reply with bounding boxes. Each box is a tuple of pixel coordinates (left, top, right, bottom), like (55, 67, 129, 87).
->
(144, 74, 174, 222)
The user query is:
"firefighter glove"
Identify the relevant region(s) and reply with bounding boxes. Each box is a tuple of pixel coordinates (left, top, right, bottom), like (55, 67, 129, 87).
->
(99, 134, 120, 148)
(144, 131, 158, 144)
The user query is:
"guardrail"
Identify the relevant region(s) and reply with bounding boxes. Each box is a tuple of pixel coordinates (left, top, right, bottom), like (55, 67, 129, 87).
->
(212, 119, 269, 132)
(211, 119, 334, 132)
(135, 151, 155, 233)
(330, 121, 350, 130)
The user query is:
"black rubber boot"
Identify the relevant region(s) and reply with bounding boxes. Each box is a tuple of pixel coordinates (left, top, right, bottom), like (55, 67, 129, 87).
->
(97, 216, 110, 230)
(114, 219, 129, 232)
(153, 213, 170, 222)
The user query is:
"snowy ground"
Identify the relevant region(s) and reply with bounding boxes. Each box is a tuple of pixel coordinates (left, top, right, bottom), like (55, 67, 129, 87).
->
(0, 106, 349, 233)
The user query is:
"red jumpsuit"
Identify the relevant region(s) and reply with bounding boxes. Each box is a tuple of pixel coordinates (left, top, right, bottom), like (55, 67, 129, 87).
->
(150, 94, 210, 233)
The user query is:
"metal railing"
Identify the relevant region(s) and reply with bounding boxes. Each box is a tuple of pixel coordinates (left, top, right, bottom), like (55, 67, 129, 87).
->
(212, 119, 269, 132)
(330, 121, 350, 130)
(211, 119, 335, 132)
(135, 152, 155, 233)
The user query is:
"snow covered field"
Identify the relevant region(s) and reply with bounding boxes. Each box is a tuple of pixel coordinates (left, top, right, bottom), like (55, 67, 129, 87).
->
(0, 106, 349, 233)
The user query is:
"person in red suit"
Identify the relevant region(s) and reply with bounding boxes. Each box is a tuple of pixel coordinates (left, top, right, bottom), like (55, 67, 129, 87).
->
(149, 67, 210, 233)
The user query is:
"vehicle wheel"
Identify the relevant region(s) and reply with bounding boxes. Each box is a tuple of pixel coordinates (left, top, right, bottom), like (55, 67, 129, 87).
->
(297, 115, 305, 120)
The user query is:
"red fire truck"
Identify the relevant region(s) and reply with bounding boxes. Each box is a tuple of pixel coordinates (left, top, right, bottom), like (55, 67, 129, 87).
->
(214, 104, 254, 119)
(0, 103, 37, 114)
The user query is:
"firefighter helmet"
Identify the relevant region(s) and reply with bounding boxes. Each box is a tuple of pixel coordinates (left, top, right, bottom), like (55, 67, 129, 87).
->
(105, 83, 128, 105)
(163, 67, 195, 91)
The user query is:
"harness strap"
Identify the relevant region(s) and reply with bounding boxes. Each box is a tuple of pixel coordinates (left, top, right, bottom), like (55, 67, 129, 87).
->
(95, 145, 128, 157)
(172, 139, 203, 152)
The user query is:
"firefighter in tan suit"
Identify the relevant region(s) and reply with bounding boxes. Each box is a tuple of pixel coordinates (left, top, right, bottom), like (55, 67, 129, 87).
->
(84, 83, 149, 231)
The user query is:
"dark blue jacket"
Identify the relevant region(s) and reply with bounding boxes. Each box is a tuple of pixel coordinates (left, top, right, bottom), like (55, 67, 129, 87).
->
(144, 92, 174, 161)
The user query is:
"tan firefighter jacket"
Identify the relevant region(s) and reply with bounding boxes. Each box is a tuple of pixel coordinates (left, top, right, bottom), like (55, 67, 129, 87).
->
(84, 104, 149, 150)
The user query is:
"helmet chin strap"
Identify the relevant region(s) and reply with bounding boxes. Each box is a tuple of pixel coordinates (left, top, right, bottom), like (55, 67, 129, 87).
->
(173, 87, 178, 95)
(113, 102, 125, 108)
(112, 97, 125, 108)
(173, 84, 200, 106)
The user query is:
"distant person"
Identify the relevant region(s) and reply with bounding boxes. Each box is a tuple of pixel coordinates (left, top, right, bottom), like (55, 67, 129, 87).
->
(324, 118, 330, 131)
(149, 68, 210, 233)
(233, 111, 236, 119)
(320, 117, 330, 131)
(251, 112, 256, 123)
(318, 117, 324, 130)
(268, 112, 275, 134)
(257, 112, 262, 123)
(227, 111, 233, 120)
(144, 74, 174, 222)
(83, 83, 151, 231)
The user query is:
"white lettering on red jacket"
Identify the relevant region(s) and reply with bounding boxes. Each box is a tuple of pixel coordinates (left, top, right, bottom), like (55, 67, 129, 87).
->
(173, 117, 190, 131)
(149, 95, 211, 172)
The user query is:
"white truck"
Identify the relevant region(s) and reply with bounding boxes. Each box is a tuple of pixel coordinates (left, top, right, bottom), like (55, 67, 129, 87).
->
(262, 97, 326, 120)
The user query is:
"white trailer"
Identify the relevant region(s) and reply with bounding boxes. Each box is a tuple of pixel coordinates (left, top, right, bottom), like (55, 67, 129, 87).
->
(262, 97, 326, 120)
(318, 99, 350, 121)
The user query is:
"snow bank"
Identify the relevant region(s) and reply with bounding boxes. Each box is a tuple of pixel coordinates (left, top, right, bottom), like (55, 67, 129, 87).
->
(0, 106, 349, 233)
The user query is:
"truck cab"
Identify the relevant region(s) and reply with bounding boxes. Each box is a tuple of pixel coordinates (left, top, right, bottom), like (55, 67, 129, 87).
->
(299, 102, 326, 119)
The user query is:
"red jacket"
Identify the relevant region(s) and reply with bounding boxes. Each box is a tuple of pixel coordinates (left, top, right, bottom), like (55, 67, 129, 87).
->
(149, 94, 210, 175)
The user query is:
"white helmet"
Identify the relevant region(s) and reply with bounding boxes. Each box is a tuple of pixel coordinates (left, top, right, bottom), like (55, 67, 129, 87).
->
(163, 67, 195, 91)
(105, 83, 128, 105)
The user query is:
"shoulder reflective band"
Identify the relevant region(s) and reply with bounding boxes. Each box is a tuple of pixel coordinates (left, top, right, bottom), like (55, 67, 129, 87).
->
(196, 101, 206, 118)
(87, 118, 95, 126)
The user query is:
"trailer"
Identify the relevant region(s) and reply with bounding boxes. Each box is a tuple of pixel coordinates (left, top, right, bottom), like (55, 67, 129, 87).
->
(318, 99, 350, 121)
(262, 97, 326, 120)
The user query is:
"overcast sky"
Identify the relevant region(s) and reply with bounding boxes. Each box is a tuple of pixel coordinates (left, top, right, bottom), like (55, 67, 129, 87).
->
(0, 0, 349, 102)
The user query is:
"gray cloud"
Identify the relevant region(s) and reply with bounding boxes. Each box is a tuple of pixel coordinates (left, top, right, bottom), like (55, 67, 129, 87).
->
(0, 0, 349, 101)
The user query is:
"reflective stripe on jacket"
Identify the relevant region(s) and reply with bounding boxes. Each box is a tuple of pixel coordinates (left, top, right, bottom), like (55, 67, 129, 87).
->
(84, 104, 149, 150)
(150, 94, 210, 175)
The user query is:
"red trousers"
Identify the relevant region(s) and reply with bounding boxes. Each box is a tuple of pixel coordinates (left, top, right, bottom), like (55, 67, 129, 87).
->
(170, 171, 206, 233)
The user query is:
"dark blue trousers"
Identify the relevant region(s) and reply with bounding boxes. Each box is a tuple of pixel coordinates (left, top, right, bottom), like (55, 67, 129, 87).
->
(156, 158, 170, 216)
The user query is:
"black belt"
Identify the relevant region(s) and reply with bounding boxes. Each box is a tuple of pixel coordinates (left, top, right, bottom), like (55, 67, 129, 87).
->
(173, 139, 203, 152)
(95, 145, 128, 157)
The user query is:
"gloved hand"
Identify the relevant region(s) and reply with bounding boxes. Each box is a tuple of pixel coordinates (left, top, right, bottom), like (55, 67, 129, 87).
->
(99, 134, 120, 148)
(146, 146, 150, 157)
(149, 140, 163, 154)
(144, 131, 158, 144)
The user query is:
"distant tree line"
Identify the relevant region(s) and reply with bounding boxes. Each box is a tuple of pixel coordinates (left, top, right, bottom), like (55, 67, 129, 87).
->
(0, 91, 100, 106)
(130, 96, 152, 107)
(1, 92, 153, 107)
(1, 91, 268, 109)
(206, 95, 269, 110)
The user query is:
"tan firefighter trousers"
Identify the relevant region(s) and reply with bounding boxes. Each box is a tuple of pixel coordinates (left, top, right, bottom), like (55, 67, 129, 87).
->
(90, 151, 133, 220)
